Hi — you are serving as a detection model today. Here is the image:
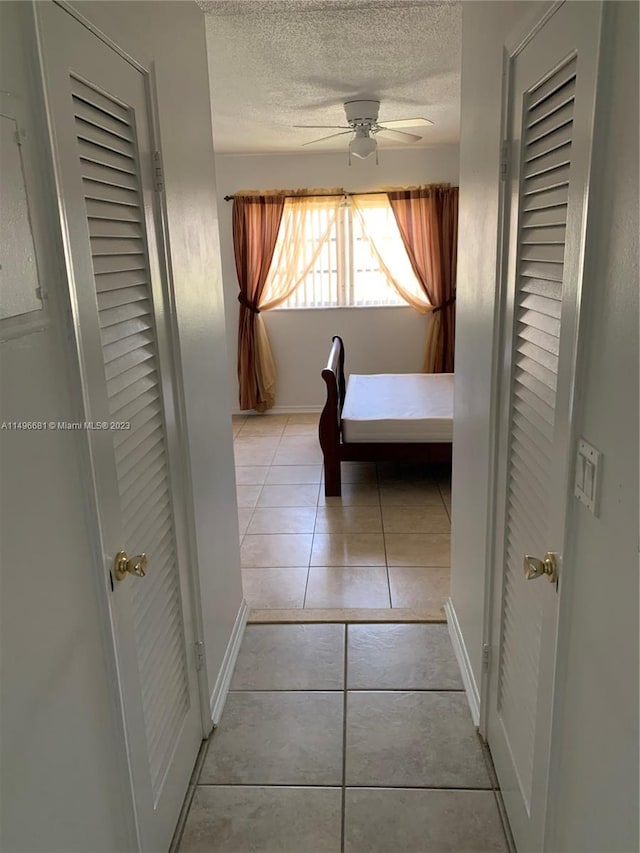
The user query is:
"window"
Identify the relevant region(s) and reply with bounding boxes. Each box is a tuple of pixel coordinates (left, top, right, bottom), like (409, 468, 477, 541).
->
(273, 196, 425, 309)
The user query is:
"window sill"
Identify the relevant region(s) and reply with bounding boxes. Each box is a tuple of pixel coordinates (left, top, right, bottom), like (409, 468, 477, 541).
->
(271, 304, 419, 312)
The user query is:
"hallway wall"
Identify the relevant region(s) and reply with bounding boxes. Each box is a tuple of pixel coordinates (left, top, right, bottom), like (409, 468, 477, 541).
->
(1, 3, 242, 850)
(545, 3, 639, 849)
(449, 0, 541, 697)
(452, 2, 639, 851)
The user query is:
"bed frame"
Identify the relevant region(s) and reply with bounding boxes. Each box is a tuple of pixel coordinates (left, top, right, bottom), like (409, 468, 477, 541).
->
(319, 336, 453, 496)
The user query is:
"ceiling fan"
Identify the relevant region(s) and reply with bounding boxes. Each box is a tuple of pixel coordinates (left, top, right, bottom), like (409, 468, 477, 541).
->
(294, 99, 433, 162)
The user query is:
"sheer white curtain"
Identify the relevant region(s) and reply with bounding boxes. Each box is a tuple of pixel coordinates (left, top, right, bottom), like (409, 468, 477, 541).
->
(260, 194, 343, 310)
(255, 193, 344, 408)
(350, 193, 431, 313)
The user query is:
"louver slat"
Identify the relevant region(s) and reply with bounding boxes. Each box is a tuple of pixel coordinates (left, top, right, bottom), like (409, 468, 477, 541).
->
(71, 76, 188, 800)
(497, 60, 574, 810)
(524, 164, 571, 196)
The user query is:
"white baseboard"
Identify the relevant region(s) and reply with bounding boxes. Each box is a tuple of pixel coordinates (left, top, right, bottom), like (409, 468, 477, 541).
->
(209, 598, 249, 726)
(232, 405, 323, 416)
(445, 598, 481, 726)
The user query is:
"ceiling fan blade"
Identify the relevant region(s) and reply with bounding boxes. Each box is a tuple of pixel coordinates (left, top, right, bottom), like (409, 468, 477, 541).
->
(302, 130, 353, 146)
(376, 127, 422, 143)
(380, 117, 434, 129)
(293, 125, 350, 129)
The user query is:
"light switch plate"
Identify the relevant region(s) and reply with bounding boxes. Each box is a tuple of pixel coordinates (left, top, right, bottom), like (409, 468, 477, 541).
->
(574, 438, 601, 515)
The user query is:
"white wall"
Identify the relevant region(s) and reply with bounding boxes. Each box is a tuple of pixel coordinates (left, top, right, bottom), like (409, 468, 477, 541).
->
(452, 2, 639, 851)
(212, 145, 459, 411)
(69, 0, 244, 716)
(0, 2, 242, 850)
(545, 3, 639, 850)
(450, 0, 541, 689)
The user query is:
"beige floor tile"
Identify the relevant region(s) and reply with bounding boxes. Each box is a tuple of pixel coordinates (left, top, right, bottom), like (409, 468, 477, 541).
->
(232, 415, 247, 438)
(231, 624, 345, 690)
(385, 534, 451, 567)
(266, 465, 322, 485)
(247, 506, 317, 535)
(237, 507, 253, 537)
(440, 485, 452, 517)
(310, 533, 386, 566)
(388, 566, 450, 609)
(273, 440, 324, 465)
(180, 786, 341, 853)
(257, 483, 320, 507)
(315, 506, 382, 534)
(282, 422, 318, 436)
(382, 505, 451, 534)
(287, 413, 320, 424)
(345, 692, 489, 788)
(241, 533, 313, 567)
(236, 484, 263, 508)
(305, 567, 390, 608)
(235, 465, 269, 485)
(233, 437, 279, 466)
(200, 692, 343, 785)
(319, 482, 380, 506)
(278, 434, 320, 448)
(379, 482, 445, 507)
(344, 788, 507, 853)
(242, 568, 309, 609)
(238, 415, 288, 436)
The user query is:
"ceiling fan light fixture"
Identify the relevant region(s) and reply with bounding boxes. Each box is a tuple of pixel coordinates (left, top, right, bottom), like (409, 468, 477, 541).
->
(350, 133, 377, 159)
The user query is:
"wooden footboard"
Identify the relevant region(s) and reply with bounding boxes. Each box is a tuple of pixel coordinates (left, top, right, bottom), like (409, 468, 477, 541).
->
(319, 335, 345, 496)
(319, 336, 453, 496)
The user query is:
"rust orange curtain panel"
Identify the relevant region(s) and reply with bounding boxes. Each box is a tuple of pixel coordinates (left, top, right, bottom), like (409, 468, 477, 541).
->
(387, 185, 459, 373)
(232, 194, 285, 411)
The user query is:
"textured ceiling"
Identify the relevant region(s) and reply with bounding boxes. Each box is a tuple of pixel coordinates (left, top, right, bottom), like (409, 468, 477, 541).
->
(200, 0, 461, 154)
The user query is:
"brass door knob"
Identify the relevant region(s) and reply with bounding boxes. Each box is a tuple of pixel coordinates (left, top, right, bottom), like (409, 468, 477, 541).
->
(114, 550, 148, 582)
(523, 552, 558, 583)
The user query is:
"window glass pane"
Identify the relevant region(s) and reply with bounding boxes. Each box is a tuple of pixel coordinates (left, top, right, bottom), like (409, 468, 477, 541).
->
(274, 195, 423, 309)
(351, 203, 424, 306)
(279, 206, 340, 308)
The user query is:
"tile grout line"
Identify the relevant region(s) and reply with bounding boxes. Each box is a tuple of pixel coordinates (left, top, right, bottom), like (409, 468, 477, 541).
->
(303, 476, 322, 610)
(303, 478, 321, 610)
(194, 781, 498, 791)
(377, 463, 393, 609)
(168, 737, 210, 853)
(340, 623, 349, 853)
(478, 733, 516, 852)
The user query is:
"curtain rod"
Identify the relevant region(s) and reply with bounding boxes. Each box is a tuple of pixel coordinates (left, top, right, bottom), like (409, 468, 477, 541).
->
(222, 186, 457, 202)
(224, 190, 376, 202)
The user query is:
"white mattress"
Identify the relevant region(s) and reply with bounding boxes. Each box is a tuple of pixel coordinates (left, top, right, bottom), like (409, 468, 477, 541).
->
(341, 373, 454, 443)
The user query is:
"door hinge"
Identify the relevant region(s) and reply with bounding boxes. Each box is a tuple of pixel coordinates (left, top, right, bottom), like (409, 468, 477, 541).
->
(500, 141, 509, 180)
(195, 640, 205, 671)
(482, 643, 491, 670)
(153, 151, 164, 193)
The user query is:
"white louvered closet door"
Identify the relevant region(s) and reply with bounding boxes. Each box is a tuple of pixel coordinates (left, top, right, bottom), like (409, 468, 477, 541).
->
(37, 6, 202, 852)
(486, 4, 602, 852)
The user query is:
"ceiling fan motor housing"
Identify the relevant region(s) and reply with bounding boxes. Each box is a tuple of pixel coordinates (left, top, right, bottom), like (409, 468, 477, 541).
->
(344, 99, 380, 128)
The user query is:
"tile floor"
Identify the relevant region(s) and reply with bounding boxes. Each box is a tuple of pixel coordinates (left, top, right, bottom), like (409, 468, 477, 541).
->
(232, 414, 452, 619)
(174, 623, 513, 853)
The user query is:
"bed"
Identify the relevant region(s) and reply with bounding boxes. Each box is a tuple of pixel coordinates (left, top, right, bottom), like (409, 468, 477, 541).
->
(319, 336, 453, 496)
